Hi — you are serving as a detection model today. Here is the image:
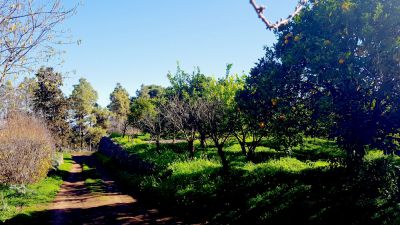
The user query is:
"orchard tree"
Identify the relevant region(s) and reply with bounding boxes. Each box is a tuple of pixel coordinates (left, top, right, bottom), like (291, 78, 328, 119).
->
(69, 78, 98, 149)
(131, 95, 167, 153)
(273, 0, 400, 163)
(108, 83, 130, 136)
(162, 96, 203, 157)
(0, 0, 76, 85)
(167, 64, 212, 148)
(33, 67, 70, 150)
(239, 49, 308, 155)
(202, 73, 243, 169)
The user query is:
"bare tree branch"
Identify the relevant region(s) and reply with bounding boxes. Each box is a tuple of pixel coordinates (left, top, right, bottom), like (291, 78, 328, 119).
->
(0, 0, 77, 85)
(249, 0, 308, 30)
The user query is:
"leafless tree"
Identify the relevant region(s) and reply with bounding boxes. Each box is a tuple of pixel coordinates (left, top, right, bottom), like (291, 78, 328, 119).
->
(0, 113, 54, 185)
(0, 78, 36, 118)
(162, 96, 201, 157)
(138, 106, 166, 153)
(249, 0, 308, 30)
(0, 0, 76, 85)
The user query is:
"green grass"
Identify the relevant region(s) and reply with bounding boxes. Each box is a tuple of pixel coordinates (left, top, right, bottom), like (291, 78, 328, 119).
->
(84, 178, 105, 193)
(82, 163, 105, 194)
(0, 153, 74, 222)
(105, 135, 400, 224)
(242, 157, 329, 174)
(57, 153, 73, 175)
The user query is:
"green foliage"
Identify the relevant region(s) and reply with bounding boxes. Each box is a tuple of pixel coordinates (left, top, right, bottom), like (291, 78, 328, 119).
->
(242, 157, 329, 175)
(92, 105, 111, 130)
(84, 178, 104, 193)
(108, 136, 400, 224)
(129, 93, 168, 151)
(57, 153, 73, 174)
(200, 73, 245, 168)
(70, 78, 98, 117)
(136, 84, 165, 99)
(239, 48, 309, 155)
(274, 0, 400, 160)
(33, 67, 70, 149)
(87, 126, 107, 147)
(69, 78, 99, 149)
(108, 83, 130, 118)
(108, 83, 130, 134)
(168, 159, 222, 176)
(166, 63, 211, 100)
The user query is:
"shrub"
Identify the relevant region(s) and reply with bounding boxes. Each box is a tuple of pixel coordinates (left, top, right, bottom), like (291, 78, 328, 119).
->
(0, 113, 55, 185)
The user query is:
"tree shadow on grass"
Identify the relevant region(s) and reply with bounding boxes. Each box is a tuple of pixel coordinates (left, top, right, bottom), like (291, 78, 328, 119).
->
(3, 154, 185, 225)
(4, 202, 183, 225)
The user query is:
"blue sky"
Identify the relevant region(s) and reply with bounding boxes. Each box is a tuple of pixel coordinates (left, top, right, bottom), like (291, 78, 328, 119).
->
(55, 0, 299, 106)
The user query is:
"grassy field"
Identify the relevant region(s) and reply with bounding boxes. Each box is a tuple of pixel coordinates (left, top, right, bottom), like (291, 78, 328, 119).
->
(96, 135, 400, 225)
(0, 153, 74, 222)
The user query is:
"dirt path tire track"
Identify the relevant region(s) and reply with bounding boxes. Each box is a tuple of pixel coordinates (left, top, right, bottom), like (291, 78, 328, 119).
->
(49, 152, 187, 225)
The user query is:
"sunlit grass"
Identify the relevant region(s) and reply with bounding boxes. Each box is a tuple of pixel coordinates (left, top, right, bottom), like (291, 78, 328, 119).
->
(0, 153, 73, 222)
(108, 135, 400, 224)
(242, 157, 330, 174)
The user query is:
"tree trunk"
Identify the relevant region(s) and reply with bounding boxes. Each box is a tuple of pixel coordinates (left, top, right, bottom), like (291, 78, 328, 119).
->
(247, 145, 256, 161)
(200, 132, 206, 148)
(80, 130, 83, 150)
(345, 144, 365, 170)
(156, 137, 161, 153)
(217, 144, 229, 170)
(188, 139, 195, 158)
(79, 122, 83, 150)
(240, 142, 247, 156)
(122, 122, 128, 138)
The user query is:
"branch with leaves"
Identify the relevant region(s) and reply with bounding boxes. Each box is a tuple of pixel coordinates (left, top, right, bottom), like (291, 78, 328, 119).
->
(249, 0, 308, 30)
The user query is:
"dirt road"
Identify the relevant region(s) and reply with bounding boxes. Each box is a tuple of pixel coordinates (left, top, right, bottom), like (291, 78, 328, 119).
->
(49, 153, 187, 225)
(6, 153, 189, 225)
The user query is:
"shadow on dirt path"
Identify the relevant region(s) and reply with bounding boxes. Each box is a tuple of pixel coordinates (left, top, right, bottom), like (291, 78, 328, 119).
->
(5, 153, 190, 225)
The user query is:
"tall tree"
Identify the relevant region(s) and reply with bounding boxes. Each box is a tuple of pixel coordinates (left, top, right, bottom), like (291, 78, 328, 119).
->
(273, 0, 400, 163)
(69, 78, 98, 149)
(108, 83, 130, 136)
(33, 67, 70, 150)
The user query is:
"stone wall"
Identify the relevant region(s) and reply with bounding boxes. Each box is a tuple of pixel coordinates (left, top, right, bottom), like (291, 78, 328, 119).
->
(98, 137, 155, 173)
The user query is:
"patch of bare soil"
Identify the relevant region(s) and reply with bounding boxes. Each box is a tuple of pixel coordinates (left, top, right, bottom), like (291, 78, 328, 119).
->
(48, 153, 187, 225)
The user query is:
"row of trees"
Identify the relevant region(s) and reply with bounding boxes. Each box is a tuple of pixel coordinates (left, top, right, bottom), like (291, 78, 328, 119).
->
(0, 67, 132, 151)
(127, 0, 400, 168)
(127, 64, 304, 169)
(2, 0, 397, 170)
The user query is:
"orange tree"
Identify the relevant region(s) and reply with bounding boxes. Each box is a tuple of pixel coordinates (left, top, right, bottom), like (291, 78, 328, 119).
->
(273, 0, 400, 163)
(238, 49, 309, 156)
